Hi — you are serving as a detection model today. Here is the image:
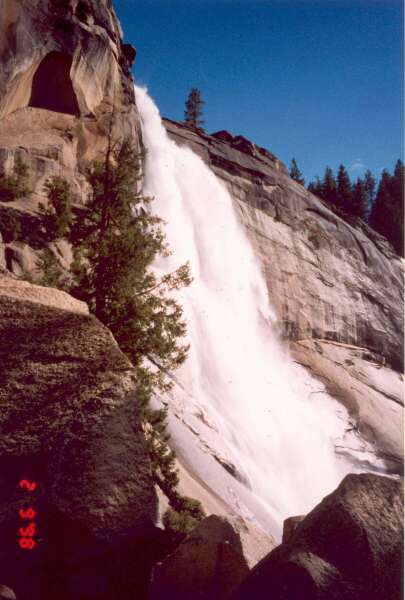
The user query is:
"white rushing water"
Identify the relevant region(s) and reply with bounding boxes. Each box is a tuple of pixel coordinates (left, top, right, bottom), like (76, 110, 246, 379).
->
(135, 86, 382, 533)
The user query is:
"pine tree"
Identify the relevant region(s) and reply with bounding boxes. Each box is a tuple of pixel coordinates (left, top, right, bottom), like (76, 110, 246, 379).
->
(184, 88, 205, 129)
(39, 177, 73, 239)
(69, 140, 192, 386)
(363, 169, 376, 215)
(0, 155, 30, 201)
(369, 162, 404, 256)
(40, 140, 206, 522)
(392, 159, 404, 204)
(369, 170, 394, 242)
(36, 248, 65, 288)
(351, 178, 368, 219)
(289, 158, 305, 185)
(307, 176, 323, 198)
(321, 166, 338, 206)
(336, 164, 352, 212)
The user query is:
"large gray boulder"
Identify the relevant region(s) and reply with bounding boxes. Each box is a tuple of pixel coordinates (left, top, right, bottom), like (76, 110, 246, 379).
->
(0, 277, 157, 600)
(234, 473, 404, 600)
(149, 515, 250, 600)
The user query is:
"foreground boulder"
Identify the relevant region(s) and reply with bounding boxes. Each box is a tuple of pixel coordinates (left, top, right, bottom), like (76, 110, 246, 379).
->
(0, 277, 157, 600)
(149, 515, 250, 600)
(235, 474, 403, 600)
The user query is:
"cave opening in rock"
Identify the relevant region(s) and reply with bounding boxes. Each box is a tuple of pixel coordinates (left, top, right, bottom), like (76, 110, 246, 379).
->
(29, 52, 80, 116)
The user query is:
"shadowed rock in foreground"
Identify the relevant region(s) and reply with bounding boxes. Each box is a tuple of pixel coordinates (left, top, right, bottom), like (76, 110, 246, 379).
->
(234, 473, 404, 600)
(0, 277, 157, 600)
(149, 515, 250, 600)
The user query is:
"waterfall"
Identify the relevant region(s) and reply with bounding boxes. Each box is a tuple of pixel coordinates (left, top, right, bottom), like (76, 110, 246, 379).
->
(135, 86, 382, 537)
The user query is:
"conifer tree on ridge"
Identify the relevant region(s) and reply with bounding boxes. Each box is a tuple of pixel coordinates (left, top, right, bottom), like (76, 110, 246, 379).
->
(290, 158, 305, 185)
(336, 164, 352, 212)
(184, 88, 205, 129)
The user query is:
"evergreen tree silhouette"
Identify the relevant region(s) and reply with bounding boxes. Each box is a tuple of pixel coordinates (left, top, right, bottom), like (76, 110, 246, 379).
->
(184, 88, 205, 129)
(307, 176, 323, 198)
(352, 178, 368, 219)
(322, 166, 338, 206)
(369, 161, 404, 256)
(290, 158, 305, 185)
(363, 169, 376, 215)
(336, 164, 352, 212)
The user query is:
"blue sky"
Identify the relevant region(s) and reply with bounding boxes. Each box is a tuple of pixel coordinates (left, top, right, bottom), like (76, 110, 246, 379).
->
(114, 0, 403, 183)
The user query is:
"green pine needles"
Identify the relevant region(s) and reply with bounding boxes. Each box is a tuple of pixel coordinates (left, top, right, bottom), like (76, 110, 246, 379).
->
(0, 155, 30, 202)
(184, 88, 205, 130)
(38, 139, 205, 529)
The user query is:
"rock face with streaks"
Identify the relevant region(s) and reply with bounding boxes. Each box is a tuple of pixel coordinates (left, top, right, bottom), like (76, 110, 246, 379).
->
(0, 276, 157, 600)
(163, 119, 404, 470)
(0, 0, 140, 274)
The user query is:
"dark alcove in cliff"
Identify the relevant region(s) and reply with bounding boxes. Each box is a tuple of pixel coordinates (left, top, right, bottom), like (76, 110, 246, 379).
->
(29, 52, 80, 116)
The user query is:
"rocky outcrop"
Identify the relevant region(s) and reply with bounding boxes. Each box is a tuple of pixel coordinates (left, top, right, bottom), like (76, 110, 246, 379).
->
(290, 339, 404, 470)
(164, 119, 404, 469)
(0, 0, 137, 130)
(235, 473, 404, 600)
(149, 515, 250, 600)
(281, 515, 305, 544)
(0, 0, 140, 275)
(0, 276, 157, 600)
(156, 459, 276, 569)
(0, 587, 16, 600)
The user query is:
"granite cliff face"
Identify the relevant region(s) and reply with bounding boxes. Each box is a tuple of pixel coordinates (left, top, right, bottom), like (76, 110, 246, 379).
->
(164, 119, 404, 470)
(0, 0, 140, 275)
(164, 120, 403, 371)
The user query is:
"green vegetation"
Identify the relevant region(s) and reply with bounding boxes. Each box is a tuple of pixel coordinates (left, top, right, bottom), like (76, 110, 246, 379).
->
(39, 139, 205, 532)
(0, 210, 21, 243)
(36, 248, 65, 288)
(336, 164, 352, 213)
(369, 160, 404, 256)
(351, 178, 368, 219)
(184, 88, 205, 130)
(163, 497, 206, 534)
(307, 176, 322, 199)
(39, 177, 73, 239)
(306, 160, 404, 256)
(289, 158, 305, 185)
(363, 169, 376, 216)
(0, 156, 30, 202)
(321, 167, 338, 207)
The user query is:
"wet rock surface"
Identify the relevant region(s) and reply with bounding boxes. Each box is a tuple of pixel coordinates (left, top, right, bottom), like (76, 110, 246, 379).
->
(164, 119, 404, 470)
(290, 339, 404, 470)
(164, 119, 403, 372)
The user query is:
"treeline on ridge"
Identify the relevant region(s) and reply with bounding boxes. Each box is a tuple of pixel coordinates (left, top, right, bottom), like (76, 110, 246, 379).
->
(290, 158, 404, 257)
